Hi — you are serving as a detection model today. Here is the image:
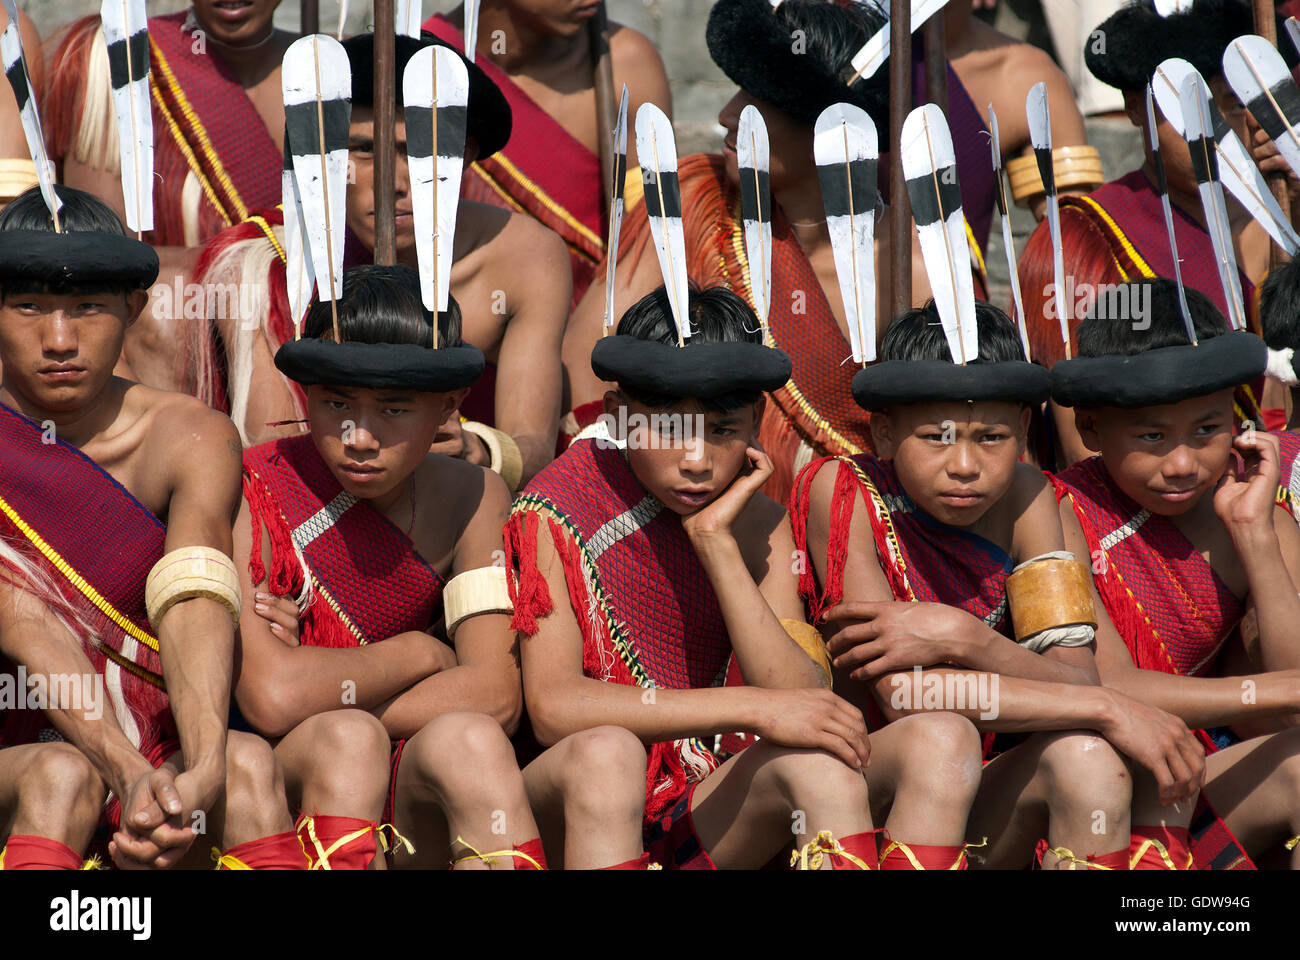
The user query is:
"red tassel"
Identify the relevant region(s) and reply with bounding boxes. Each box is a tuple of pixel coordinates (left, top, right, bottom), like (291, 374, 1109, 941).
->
(504, 511, 554, 636)
(216, 830, 309, 870)
(1131, 825, 1195, 870)
(295, 815, 377, 870)
(0, 835, 84, 870)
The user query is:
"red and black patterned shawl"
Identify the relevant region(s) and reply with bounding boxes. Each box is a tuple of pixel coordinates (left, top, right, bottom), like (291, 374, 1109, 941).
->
(1053, 456, 1243, 679)
(791, 454, 1014, 634)
(505, 439, 733, 821)
(242, 436, 444, 648)
(0, 402, 173, 760)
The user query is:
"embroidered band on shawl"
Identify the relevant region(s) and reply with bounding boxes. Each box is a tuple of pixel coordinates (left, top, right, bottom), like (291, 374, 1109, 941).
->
(292, 491, 360, 551)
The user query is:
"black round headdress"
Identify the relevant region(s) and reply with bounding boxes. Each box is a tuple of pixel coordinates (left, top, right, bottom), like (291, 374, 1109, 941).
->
(1051, 331, 1266, 408)
(343, 33, 512, 159)
(274, 337, 484, 392)
(591, 335, 792, 398)
(851, 359, 1051, 412)
(0, 230, 159, 290)
(1084, 0, 1255, 92)
(705, 0, 889, 128)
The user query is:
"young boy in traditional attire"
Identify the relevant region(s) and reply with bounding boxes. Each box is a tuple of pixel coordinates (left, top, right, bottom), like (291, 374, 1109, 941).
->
(1017, 0, 1271, 463)
(233, 264, 554, 869)
(424, 0, 672, 305)
(1051, 277, 1300, 869)
(43, 1, 299, 395)
(1257, 255, 1300, 504)
(193, 33, 567, 488)
(0, 185, 306, 870)
(563, 0, 980, 499)
(507, 257, 990, 869)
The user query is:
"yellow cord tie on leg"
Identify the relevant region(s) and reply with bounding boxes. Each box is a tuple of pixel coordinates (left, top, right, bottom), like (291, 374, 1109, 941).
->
(211, 847, 253, 870)
(789, 831, 872, 871)
(962, 837, 988, 866)
(297, 815, 376, 870)
(449, 835, 544, 870)
(1129, 836, 1188, 871)
(1285, 835, 1299, 852)
(1046, 845, 1116, 870)
(878, 838, 975, 870)
(80, 855, 105, 870)
(377, 823, 415, 857)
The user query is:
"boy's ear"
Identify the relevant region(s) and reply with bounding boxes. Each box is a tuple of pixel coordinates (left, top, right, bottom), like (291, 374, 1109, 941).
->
(1016, 404, 1032, 453)
(1073, 407, 1103, 453)
(124, 288, 149, 327)
(441, 386, 471, 425)
(602, 389, 624, 420)
(868, 409, 895, 459)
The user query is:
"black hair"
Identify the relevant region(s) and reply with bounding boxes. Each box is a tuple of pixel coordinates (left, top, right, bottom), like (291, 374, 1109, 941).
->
(1074, 278, 1229, 357)
(880, 299, 1029, 364)
(0, 184, 136, 297)
(615, 285, 764, 411)
(302, 264, 463, 348)
(1259, 257, 1300, 356)
(773, 0, 888, 86)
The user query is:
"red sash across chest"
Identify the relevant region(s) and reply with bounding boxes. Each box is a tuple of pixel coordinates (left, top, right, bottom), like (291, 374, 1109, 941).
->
(242, 436, 443, 647)
(1053, 457, 1242, 677)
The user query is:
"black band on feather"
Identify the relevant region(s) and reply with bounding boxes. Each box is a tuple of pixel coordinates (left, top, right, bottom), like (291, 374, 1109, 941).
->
(1245, 85, 1300, 146)
(1152, 144, 1170, 194)
(591, 336, 792, 397)
(0, 230, 158, 288)
(851, 360, 1051, 412)
(993, 175, 1009, 217)
(5, 59, 28, 112)
(1187, 135, 1219, 183)
(106, 32, 149, 88)
(739, 167, 771, 221)
(1033, 145, 1056, 196)
(642, 171, 683, 219)
(343, 33, 512, 160)
(285, 100, 351, 156)
(904, 171, 962, 227)
(613, 150, 627, 201)
(816, 160, 877, 217)
(1051, 331, 1266, 408)
(404, 105, 469, 162)
(274, 338, 485, 392)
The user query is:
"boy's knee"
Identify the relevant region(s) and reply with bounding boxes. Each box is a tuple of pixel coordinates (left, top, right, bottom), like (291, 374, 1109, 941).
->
(20, 743, 104, 816)
(894, 713, 983, 798)
(308, 711, 390, 771)
(560, 727, 647, 818)
(1040, 731, 1131, 809)
(224, 732, 285, 814)
(410, 712, 514, 785)
(760, 741, 869, 802)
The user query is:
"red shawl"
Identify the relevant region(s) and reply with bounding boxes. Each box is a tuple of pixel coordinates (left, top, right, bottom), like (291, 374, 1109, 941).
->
(1273, 429, 1300, 512)
(242, 435, 444, 648)
(424, 14, 605, 305)
(505, 439, 733, 822)
(1053, 457, 1243, 679)
(45, 12, 282, 247)
(0, 402, 175, 764)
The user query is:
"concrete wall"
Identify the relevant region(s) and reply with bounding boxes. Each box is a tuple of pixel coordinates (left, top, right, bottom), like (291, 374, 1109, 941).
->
(21, 1, 1145, 307)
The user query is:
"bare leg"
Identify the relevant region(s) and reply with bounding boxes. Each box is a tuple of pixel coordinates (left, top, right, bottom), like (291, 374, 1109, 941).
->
(274, 710, 390, 821)
(0, 742, 106, 853)
(521, 725, 647, 869)
(965, 730, 1132, 869)
(1202, 728, 1300, 869)
(390, 712, 541, 870)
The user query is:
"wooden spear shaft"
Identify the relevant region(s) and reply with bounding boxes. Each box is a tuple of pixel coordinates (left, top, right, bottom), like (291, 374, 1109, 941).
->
(301, 0, 319, 35)
(889, 0, 912, 317)
(373, 0, 398, 265)
(589, 2, 617, 218)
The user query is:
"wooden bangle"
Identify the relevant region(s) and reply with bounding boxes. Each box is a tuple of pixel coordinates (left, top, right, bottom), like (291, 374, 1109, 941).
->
(1006, 145, 1104, 207)
(443, 566, 513, 638)
(0, 158, 39, 204)
(461, 421, 525, 493)
(145, 546, 242, 631)
(1005, 558, 1096, 644)
(780, 618, 833, 690)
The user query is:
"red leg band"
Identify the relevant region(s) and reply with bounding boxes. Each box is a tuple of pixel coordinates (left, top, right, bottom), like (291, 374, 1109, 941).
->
(295, 815, 377, 870)
(1131, 825, 1195, 870)
(216, 830, 309, 870)
(879, 837, 970, 870)
(0, 835, 84, 870)
(512, 837, 547, 870)
(597, 852, 658, 870)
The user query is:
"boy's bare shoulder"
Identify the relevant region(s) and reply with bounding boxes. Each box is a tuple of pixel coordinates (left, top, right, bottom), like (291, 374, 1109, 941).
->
(608, 22, 667, 71)
(423, 453, 512, 524)
(134, 384, 241, 462)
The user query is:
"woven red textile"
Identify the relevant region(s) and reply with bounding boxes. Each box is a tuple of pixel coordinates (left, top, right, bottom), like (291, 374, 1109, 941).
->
(1274, 430, 1300, 507)
(0, 402, 174, 759)
(1053, 457, 1241, 677)
(242, 436, 443, 647)
(506, 439, 732, 820)
(45, 12, 281, 247)
(424, 14, 604, 306)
